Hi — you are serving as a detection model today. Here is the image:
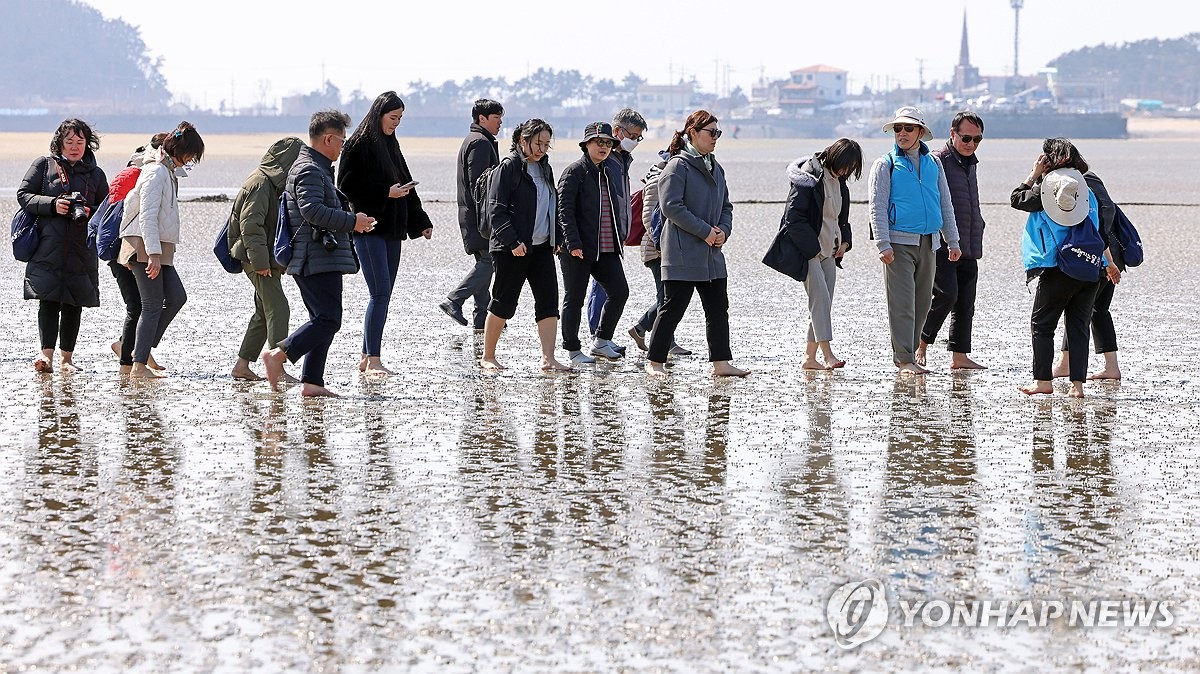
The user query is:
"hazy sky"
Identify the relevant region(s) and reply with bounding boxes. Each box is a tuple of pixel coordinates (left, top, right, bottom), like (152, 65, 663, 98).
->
(81, 0, 1193, 110)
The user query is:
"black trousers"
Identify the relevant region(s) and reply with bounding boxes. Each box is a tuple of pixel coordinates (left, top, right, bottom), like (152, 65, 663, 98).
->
(282, 272, 344, 388)
(1059, 275, 1118, 353)
(1030, 268, 1100, 382)
(647, 277, 732, 363)
(559, 252, 629, 351)
(38, 301, 82, 352)
(921, 247, 979, 353)
(109, 261, 142, 366)
(488, 244, 559, 322)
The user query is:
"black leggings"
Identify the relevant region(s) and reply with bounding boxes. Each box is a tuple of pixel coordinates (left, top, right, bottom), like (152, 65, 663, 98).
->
(38, 301, 82, 352)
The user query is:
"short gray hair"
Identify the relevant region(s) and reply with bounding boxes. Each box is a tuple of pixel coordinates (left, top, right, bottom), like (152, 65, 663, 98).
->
(612, 108, 646, 133)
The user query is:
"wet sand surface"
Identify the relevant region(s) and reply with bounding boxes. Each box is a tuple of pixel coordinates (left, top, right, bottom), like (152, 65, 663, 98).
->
(1, 137, 1198, 671)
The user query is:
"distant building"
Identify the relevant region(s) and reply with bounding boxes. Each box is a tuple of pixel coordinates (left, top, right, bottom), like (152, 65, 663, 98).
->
(953, 11, 981, 93)
(750, 65, 848, 116)
(635, 83, 695, 120)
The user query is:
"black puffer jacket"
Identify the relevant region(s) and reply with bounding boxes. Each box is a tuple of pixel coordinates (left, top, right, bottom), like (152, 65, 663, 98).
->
(556, 151, 628, 260)
(18, 152, 109, 306)
(285, 146, 358, 276)
(337, 136, 432, 241)
(934, 142, 985, 259)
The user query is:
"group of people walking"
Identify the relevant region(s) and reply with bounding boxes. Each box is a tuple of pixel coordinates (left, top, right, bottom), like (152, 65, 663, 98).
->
(15, 100, 1129, 398)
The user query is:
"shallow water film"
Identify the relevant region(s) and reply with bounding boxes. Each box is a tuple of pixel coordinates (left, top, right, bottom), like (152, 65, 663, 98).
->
(1, 137, 1198, 672)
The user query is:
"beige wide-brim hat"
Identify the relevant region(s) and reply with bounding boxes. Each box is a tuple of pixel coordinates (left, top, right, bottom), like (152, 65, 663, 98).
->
(882, 105, 934, 142)
(1040, 168, 1090, 226)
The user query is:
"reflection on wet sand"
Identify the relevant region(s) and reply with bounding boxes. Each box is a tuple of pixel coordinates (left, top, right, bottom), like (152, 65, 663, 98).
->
(778, 372, 849, 555)
(878, 376, 979, 590)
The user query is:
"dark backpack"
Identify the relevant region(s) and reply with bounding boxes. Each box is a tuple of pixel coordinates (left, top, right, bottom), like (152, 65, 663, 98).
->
(1113, 204, 1143, 267)
(273, 192, 297, 267)
(624, 187, 645, 246)
(472, 157, 514, 236)
(88, 163, 141, 262)
(1057, 214, 1105, 282)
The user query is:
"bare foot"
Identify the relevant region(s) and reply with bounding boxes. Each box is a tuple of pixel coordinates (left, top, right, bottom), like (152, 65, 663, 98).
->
(915, 342, 928, 367)
(261, 349, 288, 392)
(480, 357, 505, 370)
(824, 356, 846, 369)
(231, 362, 262, 381)
(33, 353, 52, 373)
(712, 361, 751, 377)
(147, 353, 165, 371)
(1087, 368, 1121, 380)
(60, 360, 81, 373)
(541, 357, 571, 372)
(362, 357, 396, 375)
(280, 369, 300, 384)
(301, 383, 339, 397)
(1068, 382, 1086, 398)
(110, 341, 121, 358)
(358, 355, 368, 373)
(950, 355, 987, 370)
(898, 362, 927, 375)
(645, 361, 669, 377)
(119, 364, 132, 375)
(1018, 381, 1054, 395)
(130, 363, 165, 378)
(800, 357, 830, 371)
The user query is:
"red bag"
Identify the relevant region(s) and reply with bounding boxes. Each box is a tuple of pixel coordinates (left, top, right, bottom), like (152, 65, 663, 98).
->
(624, 187, 645, 246)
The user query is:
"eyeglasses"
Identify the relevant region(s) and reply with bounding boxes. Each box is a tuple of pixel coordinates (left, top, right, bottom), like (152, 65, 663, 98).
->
(592, 139, 615, 148)
(618, 126, 643, 142)
(893, 124, 919, 133)
(957, 134, 984, 144)
(328, 134, 347, 146)
(700, 128, 723, 139)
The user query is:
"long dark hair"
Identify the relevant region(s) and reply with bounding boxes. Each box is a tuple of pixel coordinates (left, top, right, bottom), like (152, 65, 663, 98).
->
(345, 91, 406, 183)
(668, 109, 718, 156)
(1042, 137, 1089, 173)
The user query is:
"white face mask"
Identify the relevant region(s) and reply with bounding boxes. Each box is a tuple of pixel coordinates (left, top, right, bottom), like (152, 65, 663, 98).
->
(619, 137, 640, 153)
(174, 165, 191, 178)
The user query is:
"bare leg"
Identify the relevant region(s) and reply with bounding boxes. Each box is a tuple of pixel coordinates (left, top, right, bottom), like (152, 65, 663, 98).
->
(915, 340, 929, 367)
(950, 352, 987, 370)
(712, 360, 750, 377)
(1018, 379, 1054, 395)
(33, 348, 53, 373)
(231, 357, 262, 381)
(261, 348, 287, 391)
(480, 312, 506, 370)
(1087, 351, 1121, 380)
(1068, 381, 1086, 398)
(1052, 350, 1070, 378)
(362, 355, 396, 376)
(645, 360, 669, 377)
(538, 316, 570, 371)
(114, 340, 163, 369)
(59, 350, 81, 372)
(818, 341, 845, 369)
(301, 383, 339, 397)
(800, 341, 827, 370)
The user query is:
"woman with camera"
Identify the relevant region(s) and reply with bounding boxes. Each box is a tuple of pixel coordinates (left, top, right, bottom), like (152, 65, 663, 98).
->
(337, 91, 433, 376)
(117, 121, 205, 378)
(17, 118, 109, 372)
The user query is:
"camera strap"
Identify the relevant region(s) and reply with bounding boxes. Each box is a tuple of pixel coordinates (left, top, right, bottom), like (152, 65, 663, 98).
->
(52, 159, 74, 198)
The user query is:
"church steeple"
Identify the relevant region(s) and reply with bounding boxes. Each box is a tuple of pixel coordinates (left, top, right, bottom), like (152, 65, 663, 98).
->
(959, 10, 971, 66)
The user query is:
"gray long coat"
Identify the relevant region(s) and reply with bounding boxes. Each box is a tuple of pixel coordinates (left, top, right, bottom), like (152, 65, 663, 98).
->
(657, 151, 733, 282)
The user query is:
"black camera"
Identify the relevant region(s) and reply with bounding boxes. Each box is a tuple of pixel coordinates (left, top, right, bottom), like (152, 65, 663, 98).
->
(65, 192, 87, 223)
(311, 226, 338, 252)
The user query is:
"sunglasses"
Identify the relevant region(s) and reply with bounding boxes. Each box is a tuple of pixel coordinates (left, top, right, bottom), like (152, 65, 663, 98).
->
(592, 138, 615, 148)
(893, 124, 919, 133)
(957, 134, 984, 144)
(700, 128, 723, 139)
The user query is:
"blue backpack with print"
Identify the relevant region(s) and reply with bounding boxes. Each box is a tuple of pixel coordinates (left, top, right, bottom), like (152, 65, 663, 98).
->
(1057, 215, 1105, 282)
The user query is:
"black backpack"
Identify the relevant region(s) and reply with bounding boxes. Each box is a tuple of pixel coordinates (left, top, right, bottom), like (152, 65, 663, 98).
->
(472, 157, 516, 236)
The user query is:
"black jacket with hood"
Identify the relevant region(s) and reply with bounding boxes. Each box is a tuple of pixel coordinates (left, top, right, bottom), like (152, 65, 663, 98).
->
(486, 150, 557, 253)
(456, 122, 499, 254)
(766, 155, 852, 283)
(556, 150, 628, 260)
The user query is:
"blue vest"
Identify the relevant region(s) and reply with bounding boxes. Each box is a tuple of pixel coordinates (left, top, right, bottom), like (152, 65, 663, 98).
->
(887, 145, 943, 236)
(1021, 190, 1102, 271)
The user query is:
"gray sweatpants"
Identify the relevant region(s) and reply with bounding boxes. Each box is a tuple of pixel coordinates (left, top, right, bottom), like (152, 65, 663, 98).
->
(803, 255, 838, 343)
(884, 235, 935, 364)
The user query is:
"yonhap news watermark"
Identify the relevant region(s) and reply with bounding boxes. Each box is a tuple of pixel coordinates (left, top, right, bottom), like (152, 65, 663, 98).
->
(826, 579, 1176, 649)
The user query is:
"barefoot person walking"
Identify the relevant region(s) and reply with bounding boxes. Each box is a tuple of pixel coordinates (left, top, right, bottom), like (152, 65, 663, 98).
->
(644, 110, 749, 378)
(478, 119, 570, 372)
(262, 110, 376, 397)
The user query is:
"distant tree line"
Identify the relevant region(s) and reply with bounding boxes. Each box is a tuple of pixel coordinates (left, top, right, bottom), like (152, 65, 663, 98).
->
(1050, 33, 1200, 106)
(0, 0, 171, 113)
